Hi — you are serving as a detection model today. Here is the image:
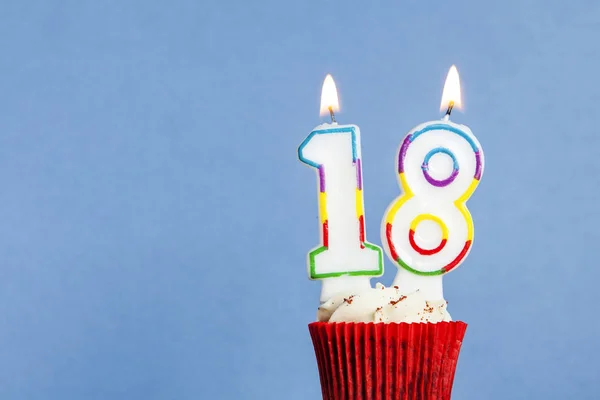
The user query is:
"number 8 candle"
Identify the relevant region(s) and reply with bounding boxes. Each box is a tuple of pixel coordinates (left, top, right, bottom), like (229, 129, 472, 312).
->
(299, 75, 383, 302)
(382, 66, 485, 299)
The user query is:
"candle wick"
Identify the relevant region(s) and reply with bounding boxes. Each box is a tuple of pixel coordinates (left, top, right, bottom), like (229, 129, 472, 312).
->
(328, 106, 337, 123)
(443, 101, 454, 121)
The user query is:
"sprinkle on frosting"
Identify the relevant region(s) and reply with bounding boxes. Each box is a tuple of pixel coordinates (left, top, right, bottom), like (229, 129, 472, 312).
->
(390, 295, 407, 306)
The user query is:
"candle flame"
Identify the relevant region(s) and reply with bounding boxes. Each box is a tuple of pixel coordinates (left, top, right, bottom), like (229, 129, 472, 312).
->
(320, 74, 340, 116)
(440, 65, 462, 112)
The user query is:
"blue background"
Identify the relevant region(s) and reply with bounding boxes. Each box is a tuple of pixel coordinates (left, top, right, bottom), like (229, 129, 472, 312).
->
(0, 1, 597, 399)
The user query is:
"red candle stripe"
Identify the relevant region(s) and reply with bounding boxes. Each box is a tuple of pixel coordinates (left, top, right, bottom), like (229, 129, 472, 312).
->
(385, 223, 399, 261)
(442, 240, 471, 273)
(358, 215, 365, 248)
(408, 229, 447, 255)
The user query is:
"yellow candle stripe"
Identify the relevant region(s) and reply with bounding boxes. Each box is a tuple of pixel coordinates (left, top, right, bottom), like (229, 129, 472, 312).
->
(456, 178, 480, 204)
(454, 178, 478, 240)
(355, 188, 364, 217)
(409, 214, 449, 240)
(385, 173, 413, 224)
(399, 173, 414, 197)
(319, 191, 327, 223)
(455, 202, 474, 241)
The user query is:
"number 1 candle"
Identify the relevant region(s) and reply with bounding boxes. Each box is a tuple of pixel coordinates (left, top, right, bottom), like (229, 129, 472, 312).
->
(299, 75, 383, 302)
(382, 66, 485, 299)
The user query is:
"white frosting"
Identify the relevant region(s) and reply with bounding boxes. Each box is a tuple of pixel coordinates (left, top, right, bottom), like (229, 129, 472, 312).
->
(317, 283, 451, 323)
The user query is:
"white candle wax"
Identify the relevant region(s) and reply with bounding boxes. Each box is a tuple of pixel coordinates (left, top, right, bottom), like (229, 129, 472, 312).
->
(382, 119, 484, 299)
(299, 123, 383, 302)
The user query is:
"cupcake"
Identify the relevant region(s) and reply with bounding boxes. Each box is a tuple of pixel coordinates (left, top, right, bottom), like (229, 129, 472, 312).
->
(309, 284, 466, 400)
(299, 69, 483, 399)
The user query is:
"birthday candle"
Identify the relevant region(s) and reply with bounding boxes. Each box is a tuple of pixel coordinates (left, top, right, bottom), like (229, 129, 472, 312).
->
(299, 75, 383, 302)
(382, 66, 485, 299)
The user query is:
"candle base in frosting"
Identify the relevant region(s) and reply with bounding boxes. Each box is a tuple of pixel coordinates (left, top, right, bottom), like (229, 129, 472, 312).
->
(392, 268, 444, 299)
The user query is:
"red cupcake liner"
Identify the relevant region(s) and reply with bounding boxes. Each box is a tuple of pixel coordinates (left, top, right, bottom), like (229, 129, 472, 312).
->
(309, 321, 467, 400)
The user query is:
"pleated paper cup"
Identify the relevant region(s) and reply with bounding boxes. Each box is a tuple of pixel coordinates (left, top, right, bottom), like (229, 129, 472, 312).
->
(308, 321, 467, 400)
